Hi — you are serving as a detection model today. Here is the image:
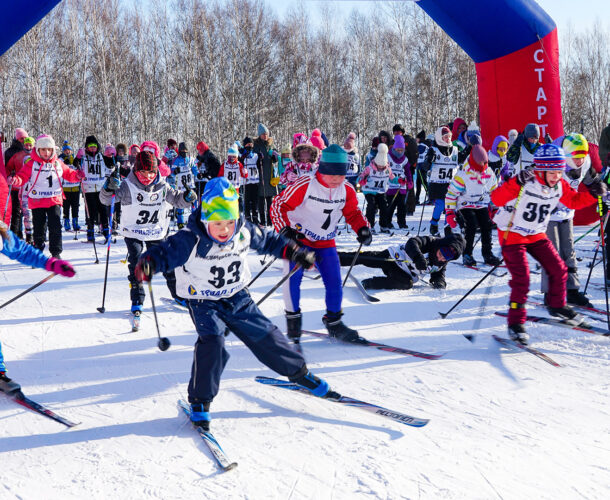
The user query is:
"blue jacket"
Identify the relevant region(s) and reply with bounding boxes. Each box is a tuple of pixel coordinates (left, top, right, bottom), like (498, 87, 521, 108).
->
(1, 230, 48, 269)
(142, 209, 289, 275)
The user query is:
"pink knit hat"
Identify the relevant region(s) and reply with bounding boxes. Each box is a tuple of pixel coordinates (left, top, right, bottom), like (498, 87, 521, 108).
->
(309, 129, 325, 150)
(292, 133, 309, 148)
(343, 132, 356, 151)
(104, 143, 116, 156)
(15, 128, 28, 141)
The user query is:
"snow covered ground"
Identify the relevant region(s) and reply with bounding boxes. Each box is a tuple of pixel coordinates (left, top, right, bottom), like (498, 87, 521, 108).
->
(1, 204, 609, 500)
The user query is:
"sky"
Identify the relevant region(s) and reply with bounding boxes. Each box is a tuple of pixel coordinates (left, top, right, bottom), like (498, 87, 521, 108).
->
(266, 0, 608, 37)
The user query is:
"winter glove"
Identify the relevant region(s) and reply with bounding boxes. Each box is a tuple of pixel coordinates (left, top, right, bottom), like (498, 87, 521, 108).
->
(430, 275, 446, 289)
(280, 226, 303, 243)
(45, 257, 76, 278)
(134, 255, 156, 282)
(286, 170, 298, 183)
(76, 148, 85, 159)
(103, 174, 121, 192)
(516, 169, 535, 186)
(407, 179, 414, 190)
(196, 172, 206, 180)
(414, 256, 428, 272)
(183, 189, 197, 203)
(284, 243, 316, 269)
(270, 177, 280, 187)
(398, 177, 406, 186)
(445, 210, 457, 229)
(173, 166, 181, 174)
(76, 169, 86, 180)
(586, 179, 606, 198)
(357, 226, 372, 246)
(6, 175, 16, 186)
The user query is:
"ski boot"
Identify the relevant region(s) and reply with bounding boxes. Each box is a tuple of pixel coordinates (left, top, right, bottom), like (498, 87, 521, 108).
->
(0, 372, 22, 396)
(131, 305, 142, 332)
(63, 218, 71, 231)
(379, 226, 391, 234)
(174, 297, 187, 308)
(547, 304, 587, 327)
(72, 218, 81, 231)
(190, 401, 211, 431)
(87, 229, 95, 242)
(508, 324, 529, 346)
(289, 368, 332, 398)
(177, 223, 185, 230)
(566, 289, 593, 308)
(462, 254, 477, 266)
(322, 311, 359, 342)
(429, 222, 439, 236)
(285, 310, 302, 344)
(483, 253, 502, 266)
(102, 228, 110, 245)
(25, 233, 33, 245)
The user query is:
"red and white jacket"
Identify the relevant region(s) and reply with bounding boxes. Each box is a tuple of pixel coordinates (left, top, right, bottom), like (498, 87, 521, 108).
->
(271, 171, 368, 248)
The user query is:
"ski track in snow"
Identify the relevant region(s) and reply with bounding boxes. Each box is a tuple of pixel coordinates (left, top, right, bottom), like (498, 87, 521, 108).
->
(1, 202, 609, 499)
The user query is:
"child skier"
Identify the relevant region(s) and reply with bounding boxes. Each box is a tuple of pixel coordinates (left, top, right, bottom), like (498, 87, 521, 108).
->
(218, 146, 247, 193)
(491, 143, 603, 345)
(0, 220, 76, 396)
(133, 177, 332, 429)
(59, 142, 81, 232)
(421, 126, 471, 235)
(8, 135, 85, 257)
(270, 144, 372, 343)
(99, 151, 196, 328)
(358, 143, 394, 231)
(171, 142, 199, 229)
(488, 135, 509, 178)
(283, 133, 319, 183)
(445, 145, 501, 266)
(337, 232, 465, 290)
(240, 137, 261, 223)
(385, 134, 413, 229)
(505, 123, 542, 177)
(541, 134, 603, 307)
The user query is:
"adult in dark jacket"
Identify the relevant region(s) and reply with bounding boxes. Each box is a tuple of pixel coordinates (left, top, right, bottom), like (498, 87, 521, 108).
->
(253, 123, 278, 226)
(3, 128, 28, 238)
(599, 122, 610, 167)
(195, 141, 221, 200)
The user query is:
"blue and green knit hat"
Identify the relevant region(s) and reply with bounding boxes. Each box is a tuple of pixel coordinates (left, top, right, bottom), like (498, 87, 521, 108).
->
(200, 177, 240, 221)
(318, 144, 348, 175)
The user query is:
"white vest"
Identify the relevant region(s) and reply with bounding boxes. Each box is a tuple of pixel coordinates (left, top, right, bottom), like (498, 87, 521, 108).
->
(287, 178, 346, 241)
(429, 146, 458, 184)
(388, 155, 408, 188)
(362, 167, 391, 194)
(515, 144, 536, 174)
(174, 228, 252, 300)
(223, 161, 242, 188)
(28, 160, 64, 199)
(550, 156, 590, 221)
(81, 153, 110, 193)
(174, 158, 196, 190)
(453, 168, 495, 209)
(387, 245, 418, 282)
(243, 154, 259, 184)
(493, 179, 563, 236)
(120, 179, 170, 241)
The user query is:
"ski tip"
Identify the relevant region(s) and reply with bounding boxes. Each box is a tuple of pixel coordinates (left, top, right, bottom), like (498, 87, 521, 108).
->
(223, 462, 238, 471)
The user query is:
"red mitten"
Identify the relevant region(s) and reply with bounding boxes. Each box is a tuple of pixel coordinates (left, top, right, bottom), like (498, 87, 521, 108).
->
(445, 210, 457, 229)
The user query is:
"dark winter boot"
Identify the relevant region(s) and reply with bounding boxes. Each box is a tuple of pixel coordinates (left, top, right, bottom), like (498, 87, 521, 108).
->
(547, 304, 587, 326)
(87, 229, 95, 242)
(25, 233, 33, 245)
(322, 311, 359, 342)
(63, 218, 71, 231)
(566, 289, 593, 308)
(285, 310, 302, 343)
(508, 324, 529, 346)
(463, 254, 477, 266)
(102, 227, 110, 244)
(429, 222, 439, 236)
(0, 372, 22, 396)
(189, 402, 211, 431)
(72, 218, 81, 231)
(483, 253, 502, 266)
(289, 368, 332, 398)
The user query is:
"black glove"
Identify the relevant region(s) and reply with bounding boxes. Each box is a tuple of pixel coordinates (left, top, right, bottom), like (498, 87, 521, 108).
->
(414, 256, 428, 271)
(134, 255, 156, 282)
(430, 276, 446, 289)
(183, 189, 197, 203)
(174, 166, 181, 174)
(284, 243, 315, 268)
(357, 226, 372, 246)
(196, 172, 206, 180)
(587, 179, 606, 198)
(103, 174, 120, 192)
(280, 226, 303, 242)
(516, 169, 534, 186)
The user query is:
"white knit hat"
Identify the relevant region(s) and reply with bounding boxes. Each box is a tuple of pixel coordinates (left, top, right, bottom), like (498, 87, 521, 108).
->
(35, 134, 56, 151)
(373, 143, 389, 166)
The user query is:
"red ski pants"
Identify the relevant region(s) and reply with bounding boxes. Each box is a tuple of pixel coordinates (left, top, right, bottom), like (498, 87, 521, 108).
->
(501, 238, 567, 325)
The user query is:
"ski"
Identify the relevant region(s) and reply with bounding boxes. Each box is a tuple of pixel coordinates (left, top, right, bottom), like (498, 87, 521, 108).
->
(255, 376, 429, 428)
(348, 274, 380, 302)
(160, 297, 188, 309)
(450, 261, 508, 277)
(494, 312, 609, 336)
(178, 400, 237, 472)
(527, 300, 607, 323)
(492, 335, 560, 367)
(302, 330, 443, 360)
(6, 392, 79, 427)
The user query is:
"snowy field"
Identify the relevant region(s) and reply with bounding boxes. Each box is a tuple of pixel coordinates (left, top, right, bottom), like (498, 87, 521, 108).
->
(1, 202, 609, 500)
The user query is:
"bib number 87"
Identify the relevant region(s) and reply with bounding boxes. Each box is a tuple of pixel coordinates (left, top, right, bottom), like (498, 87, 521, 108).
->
(522, 202, 551, 223)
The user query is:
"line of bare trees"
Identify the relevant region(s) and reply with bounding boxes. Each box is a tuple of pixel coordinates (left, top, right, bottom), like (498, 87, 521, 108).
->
(0, 0, 608, 155)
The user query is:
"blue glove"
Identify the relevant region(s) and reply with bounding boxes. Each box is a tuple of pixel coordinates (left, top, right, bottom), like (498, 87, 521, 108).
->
(184, 189, 197, 203)
(103, 175, 120, 192)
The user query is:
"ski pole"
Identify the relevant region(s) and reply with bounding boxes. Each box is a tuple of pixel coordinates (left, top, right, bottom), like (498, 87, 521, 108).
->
(248, 256, 278, 288)
(574, 224, 598, 244)
(146, 277, 171, 351)
(80, 182, 99, 264)
(416, 169, 428, 236)
(256, 264, 301, 306)
(597, 196, 610, 331)
(583, 211, 610, 294)
(97, 194, 115, 313)
(342, 241, 364, 288)
(0, 273, 56, 310)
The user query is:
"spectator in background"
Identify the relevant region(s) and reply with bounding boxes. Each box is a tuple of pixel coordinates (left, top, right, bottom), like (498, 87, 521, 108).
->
(3, 128, 29, 238)
(599, 122, 610, 167)
(253, 123, 279, 226)
(195, 141, 221, 200)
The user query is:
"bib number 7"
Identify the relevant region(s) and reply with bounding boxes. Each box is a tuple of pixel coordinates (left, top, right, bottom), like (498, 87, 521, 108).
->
(321, 208, 333, 230)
